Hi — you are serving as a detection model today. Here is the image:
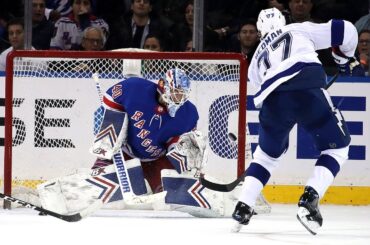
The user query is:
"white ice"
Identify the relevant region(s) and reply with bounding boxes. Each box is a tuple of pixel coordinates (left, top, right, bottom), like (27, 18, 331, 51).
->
(1, 204, 369, 245)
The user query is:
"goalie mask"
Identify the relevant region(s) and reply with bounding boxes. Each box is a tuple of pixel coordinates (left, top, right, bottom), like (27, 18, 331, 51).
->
(158, 68, 191, 117)
(257, 7, 286, 40)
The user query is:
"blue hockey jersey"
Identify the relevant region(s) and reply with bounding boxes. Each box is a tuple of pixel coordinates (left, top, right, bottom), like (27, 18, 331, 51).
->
(102, 77, 199, 161)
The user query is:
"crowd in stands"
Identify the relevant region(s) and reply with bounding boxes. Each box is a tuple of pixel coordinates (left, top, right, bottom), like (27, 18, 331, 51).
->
(0, 0, 369, 75)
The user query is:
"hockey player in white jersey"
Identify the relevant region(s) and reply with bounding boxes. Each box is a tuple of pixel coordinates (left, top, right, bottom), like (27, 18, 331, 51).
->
(232, 8, 358, 235)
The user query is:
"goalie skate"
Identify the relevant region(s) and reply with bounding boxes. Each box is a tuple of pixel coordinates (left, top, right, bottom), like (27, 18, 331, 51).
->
(296, 186, 323, 235)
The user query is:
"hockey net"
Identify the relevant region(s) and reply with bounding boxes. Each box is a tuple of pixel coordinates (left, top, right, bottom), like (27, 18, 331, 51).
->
(1, 49, 269, 211)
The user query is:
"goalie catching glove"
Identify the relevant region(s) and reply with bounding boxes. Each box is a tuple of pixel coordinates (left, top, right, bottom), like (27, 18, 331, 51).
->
(166, 130, 207, 174)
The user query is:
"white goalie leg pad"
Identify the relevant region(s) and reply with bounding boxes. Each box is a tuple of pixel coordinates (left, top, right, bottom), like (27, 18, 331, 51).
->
(37, 166, 119, 215)
(3, 186, 41, 209)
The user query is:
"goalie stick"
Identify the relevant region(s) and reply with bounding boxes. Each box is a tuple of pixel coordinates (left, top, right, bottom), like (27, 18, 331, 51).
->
(200, 73, 340, 192)
(0, 192, 82, 222)
(92, 73, 136, 200)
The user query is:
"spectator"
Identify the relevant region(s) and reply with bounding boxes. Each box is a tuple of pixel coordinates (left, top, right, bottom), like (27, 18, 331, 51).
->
(228, 19, 259, 63)
(269, 0, 286, 11)
(357, 29, 370, 76)
(286, 0, 314, 24)
(270, 0, 291, 22)
(71, 26, 106, 72)
(0, 18, 35, 71)
(355, 7, 370, 34)
(204, 0, 242, 50)
(152, 0, 188, 24)
(45, 0, 72, 22)
(93, 0, 130, 50)
(174, 0, 194, 51)
(175, 0, 225, 51)
(32, 0, 55, 50)
(149, 0, 183, 49)
(184, 39, 193, 52)
(0, 0, 24, 53)
(143, 33, 164, 51)
(0, 14, 11, 53)
(81, 26, 106, 51)
(50, 0, 109, 50)
(124, 0, 166, 49)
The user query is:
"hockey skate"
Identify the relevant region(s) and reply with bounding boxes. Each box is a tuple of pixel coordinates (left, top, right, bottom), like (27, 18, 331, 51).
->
(296, 186, 323, 235)
(231, 201, 254, 233)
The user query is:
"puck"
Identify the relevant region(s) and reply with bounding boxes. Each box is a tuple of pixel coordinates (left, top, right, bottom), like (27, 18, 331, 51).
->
(228, 132, 237, 141)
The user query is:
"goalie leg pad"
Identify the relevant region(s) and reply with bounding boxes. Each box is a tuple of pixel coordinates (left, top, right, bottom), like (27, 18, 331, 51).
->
(38, 159, 150, 215)
(124, 158, 150, 195)
(162, 169, 239, 217)
(37, 170, 106, 215)
(90, 109, 128, 160)
(166, 151, 188, 174)
(91, 158, 149, 197)
(90, 158, 149, 198)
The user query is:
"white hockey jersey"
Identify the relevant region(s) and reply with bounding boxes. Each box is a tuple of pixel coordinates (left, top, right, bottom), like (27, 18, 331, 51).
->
(249, 20, 358, 108)
(50, 15, 109, 50)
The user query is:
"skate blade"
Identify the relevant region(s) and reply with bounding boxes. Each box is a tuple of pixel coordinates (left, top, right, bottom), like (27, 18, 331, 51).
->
(231, 222, 243, 233)
(297, 207, 320, 235)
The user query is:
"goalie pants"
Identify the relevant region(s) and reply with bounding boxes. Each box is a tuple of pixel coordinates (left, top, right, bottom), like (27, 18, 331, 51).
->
(92, 155, 175, 194)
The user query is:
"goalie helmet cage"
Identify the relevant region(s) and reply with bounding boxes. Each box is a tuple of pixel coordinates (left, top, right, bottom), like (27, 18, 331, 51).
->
(2, 50, 247, 209)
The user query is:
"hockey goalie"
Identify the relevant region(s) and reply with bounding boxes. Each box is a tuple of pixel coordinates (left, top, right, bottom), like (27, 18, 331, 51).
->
(37, 68, 243, 218)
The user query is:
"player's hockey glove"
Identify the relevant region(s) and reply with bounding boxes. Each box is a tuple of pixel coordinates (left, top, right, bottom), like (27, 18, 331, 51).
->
(332, 47, 361, 76)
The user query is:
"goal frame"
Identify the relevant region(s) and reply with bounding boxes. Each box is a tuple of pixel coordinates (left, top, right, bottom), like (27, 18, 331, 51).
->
(3, 50, 248, 207)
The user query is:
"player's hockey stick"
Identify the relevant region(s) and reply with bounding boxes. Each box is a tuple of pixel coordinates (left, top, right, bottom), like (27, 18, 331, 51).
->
(199, 131, 247, 192)
(199, 171, 246, 192)
(325, 72, 339, 89)
(200, 73, 340, 192)
(0, 192, 82, 222)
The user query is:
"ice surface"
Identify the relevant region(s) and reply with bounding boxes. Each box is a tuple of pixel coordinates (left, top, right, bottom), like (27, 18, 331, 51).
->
(0, 204, 369, 245)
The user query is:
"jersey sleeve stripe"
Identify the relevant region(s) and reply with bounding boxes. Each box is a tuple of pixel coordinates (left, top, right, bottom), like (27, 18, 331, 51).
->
(331, 19, 345, 46)
(103, 96, 125, 112)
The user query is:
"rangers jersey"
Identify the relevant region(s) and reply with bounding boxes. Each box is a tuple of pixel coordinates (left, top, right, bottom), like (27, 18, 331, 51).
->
(103, 77, 199, 161)
(249, 19, 358, 108)
(50, 14, 109, 50)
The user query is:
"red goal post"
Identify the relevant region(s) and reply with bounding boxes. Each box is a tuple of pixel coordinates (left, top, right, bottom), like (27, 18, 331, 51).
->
(2, 50, 248, 206)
